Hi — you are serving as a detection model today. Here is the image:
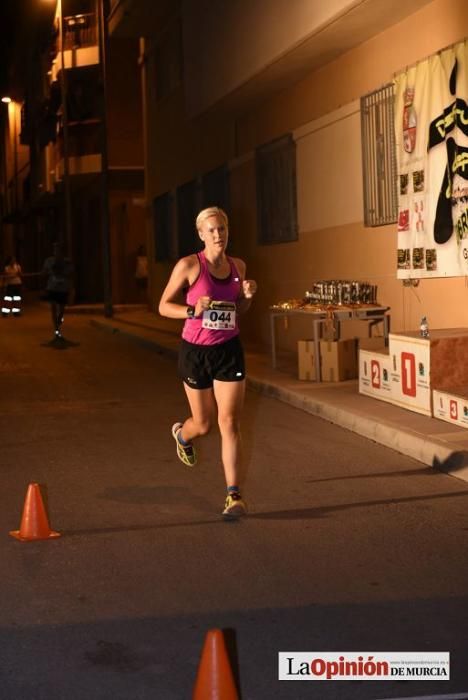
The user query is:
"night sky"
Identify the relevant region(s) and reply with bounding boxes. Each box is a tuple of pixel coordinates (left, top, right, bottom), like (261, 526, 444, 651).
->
(0, 0, 55, 98)
(0, 1, 19, 95)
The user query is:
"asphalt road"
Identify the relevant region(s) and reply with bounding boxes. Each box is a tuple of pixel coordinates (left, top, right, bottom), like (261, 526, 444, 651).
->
(1, 307, 468, 700)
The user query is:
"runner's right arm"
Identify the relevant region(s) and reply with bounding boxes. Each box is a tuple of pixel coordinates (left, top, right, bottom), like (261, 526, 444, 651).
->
(159, 256, 210, 319)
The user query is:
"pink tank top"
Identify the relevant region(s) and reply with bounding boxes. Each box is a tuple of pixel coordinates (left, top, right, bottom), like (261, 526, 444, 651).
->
(182, 251, 242, 346)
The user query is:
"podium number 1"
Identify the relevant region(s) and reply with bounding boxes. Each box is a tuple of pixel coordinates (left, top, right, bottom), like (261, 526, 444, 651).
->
(401, 352, 416, 397)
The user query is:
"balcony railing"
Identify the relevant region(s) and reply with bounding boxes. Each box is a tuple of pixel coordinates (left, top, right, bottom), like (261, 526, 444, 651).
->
(51, 13, 97, 54)
(64, 13, 97, 49)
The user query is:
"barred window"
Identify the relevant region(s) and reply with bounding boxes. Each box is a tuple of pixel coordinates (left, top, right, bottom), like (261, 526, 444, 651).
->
(256, 134, 298, 245)
(201, 164, 230, 215)
(360, 83, 398, 226)
(153, 192, 173, 262)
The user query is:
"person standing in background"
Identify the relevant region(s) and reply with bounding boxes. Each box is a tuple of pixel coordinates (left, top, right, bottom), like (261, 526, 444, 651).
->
(42, 243, 74, 339)
(2, 256, 23, 317)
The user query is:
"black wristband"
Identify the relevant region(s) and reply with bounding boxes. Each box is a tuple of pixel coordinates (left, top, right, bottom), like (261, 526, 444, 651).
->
(186, 305, 195, 318)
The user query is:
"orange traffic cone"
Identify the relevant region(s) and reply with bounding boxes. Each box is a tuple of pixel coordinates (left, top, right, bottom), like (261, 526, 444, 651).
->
(192, 629, 239, 700)
(10, 483, 61, 541)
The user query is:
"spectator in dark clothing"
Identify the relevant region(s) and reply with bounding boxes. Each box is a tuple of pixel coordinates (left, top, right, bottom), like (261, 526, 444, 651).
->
(42, 243, 74, 339)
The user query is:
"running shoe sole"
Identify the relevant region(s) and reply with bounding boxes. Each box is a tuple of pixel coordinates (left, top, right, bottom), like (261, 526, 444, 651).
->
(171, 422, 197, 467)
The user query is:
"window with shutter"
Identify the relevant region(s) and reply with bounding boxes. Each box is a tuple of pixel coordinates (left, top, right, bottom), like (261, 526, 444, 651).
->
(256, 134, 298, 244)
(360, 83, 398, 227)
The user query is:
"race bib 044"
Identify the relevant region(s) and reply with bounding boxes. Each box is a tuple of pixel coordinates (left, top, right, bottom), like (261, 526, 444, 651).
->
(202, 301, 236, 330)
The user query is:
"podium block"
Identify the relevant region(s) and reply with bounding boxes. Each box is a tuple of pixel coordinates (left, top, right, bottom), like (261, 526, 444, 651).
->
(359, 328, 468, 424)
(433, 387, 468, 429)
(359, 348, 394, 403)
(388, 333, 431, 416)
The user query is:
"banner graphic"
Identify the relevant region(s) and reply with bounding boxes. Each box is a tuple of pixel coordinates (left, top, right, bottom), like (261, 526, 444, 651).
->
(395, 40, 468, 278)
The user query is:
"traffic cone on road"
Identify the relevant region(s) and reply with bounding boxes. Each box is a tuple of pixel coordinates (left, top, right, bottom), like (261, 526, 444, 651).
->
(10, 483, 61, 541)
(192, 629, 239, 699)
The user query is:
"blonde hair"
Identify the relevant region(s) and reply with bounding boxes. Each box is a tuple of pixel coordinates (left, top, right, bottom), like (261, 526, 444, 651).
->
(195, 207, 228, 231)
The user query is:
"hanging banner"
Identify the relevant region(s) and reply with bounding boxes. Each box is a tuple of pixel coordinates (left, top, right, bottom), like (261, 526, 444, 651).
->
(395, 40, 468, 278)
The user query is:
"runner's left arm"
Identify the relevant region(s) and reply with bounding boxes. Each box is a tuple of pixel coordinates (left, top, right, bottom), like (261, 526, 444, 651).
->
(235, 258, 257, 314)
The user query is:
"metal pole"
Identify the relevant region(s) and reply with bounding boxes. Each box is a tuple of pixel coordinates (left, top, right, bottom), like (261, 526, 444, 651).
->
(97, 0, 113, 317)
(12, 102, 19, 257)
(58, 0, 73, 258)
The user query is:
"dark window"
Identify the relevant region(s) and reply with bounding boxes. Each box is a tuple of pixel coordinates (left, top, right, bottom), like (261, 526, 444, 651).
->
(155, 20, 183, 102)
(201, 164, 230, 214)
(23, 175, 31, 203)
(153, 192, 173, 262)
(256, 134, 298, 244)
(177, 180, 199, 257)
(66, 66, 100, 122)
(360, 83, 398, 226)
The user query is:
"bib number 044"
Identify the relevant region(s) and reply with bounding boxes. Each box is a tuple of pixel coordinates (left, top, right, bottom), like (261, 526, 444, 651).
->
(202, 301, 236, 330)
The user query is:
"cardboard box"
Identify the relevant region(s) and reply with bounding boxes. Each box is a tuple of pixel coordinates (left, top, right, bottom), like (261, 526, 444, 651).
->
(359, 337, 387, 352)
(320, 339, 358, 382)
(298, 339, 316, 381)
(359, 348, 394, 403)
(433, 386, 468, 429)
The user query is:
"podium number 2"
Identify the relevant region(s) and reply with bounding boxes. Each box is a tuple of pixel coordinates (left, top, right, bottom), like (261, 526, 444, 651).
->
(371, 360, 380, 388)
(401, 352, 416, 397)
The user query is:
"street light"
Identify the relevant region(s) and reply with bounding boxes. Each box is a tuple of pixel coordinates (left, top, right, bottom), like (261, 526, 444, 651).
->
(42, 0, 73, 260)
(1, 98, 20, 257)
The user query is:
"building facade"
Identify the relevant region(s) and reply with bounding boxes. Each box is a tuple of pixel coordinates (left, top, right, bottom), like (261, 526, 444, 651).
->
(114, 0, 468, 342)
(0, 0, 146, 304)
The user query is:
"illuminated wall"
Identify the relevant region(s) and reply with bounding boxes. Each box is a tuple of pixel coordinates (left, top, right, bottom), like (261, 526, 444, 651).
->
(147, 0, 468, 345)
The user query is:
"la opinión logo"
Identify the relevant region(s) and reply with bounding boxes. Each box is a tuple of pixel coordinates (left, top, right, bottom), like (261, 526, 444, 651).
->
(278, 652, 450, 680)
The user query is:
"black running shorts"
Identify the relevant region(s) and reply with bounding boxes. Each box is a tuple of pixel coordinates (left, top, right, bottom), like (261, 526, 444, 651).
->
(46, 290, 69, 304)
(178, 335, 245, 389)
(5, 284, 21, 296)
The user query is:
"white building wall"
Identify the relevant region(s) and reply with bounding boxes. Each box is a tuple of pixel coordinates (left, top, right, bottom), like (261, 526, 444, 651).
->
(295, 101, 363, 232)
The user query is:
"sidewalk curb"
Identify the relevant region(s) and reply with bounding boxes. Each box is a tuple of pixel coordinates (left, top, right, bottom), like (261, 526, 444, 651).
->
(90, 318, 178, 360)
(90, 317, 468, 485)
(69, 303, 149, 315)
(247, 376, 468, 481)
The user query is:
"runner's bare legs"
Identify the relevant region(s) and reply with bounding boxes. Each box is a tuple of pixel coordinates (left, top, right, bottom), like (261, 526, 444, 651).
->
(213, 379, 245, 488)
(180, 379, 245, 487)
(180, 385, 215, 442)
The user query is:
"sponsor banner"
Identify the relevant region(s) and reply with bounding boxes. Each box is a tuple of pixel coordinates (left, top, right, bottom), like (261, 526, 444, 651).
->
(395, 40, 468, 278)
(279, 652, 449, 681)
